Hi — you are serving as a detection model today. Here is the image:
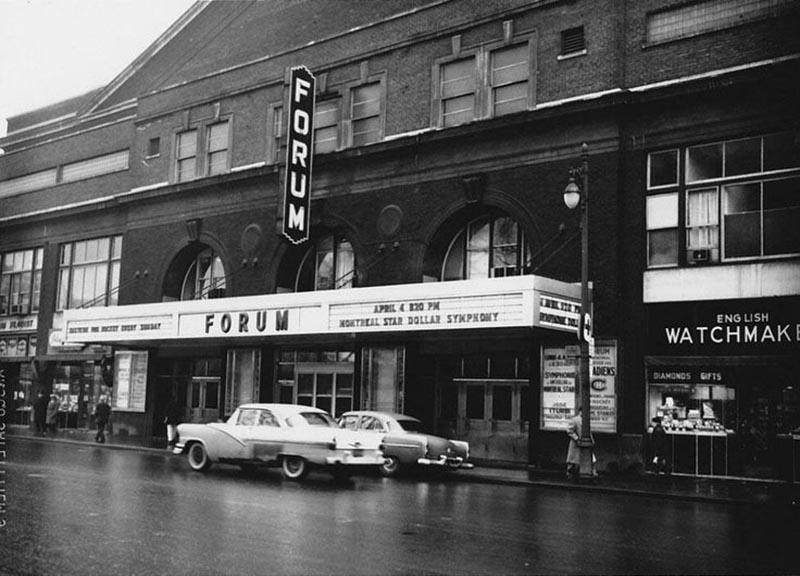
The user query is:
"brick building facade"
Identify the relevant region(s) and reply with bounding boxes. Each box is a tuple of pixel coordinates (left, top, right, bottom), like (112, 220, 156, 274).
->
(2, 0, 798, 480)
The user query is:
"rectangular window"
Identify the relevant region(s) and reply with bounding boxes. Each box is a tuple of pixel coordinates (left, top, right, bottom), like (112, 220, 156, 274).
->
(206, 121, 229, 176)
(271, 105, 284, 164)
(147, 137, 161, 157)
(351, 83, 381, 146)
(57, 236, 122, 310)
(491, 44, 529, 116)
(176, 130, 197, 182)
(646, 193, 679, 267)
(440, 57, 476, 127)
(61, 150, 129, 183)
(648, 133, 800, 268)
(724, 177, 800, 258)
(648, 149, 679, 189)
(646, 0, 794, 44)
(686, 142, 723, 183)
(686, 187, 720, 250)
(0, 248, 43, 316)
(315, 99, 340, 154)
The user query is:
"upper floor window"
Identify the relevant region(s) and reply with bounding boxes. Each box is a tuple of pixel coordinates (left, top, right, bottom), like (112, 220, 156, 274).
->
(0, 248, 43, 316)
(645, 133, 800, 267)
(315, 98, 341, 154)
(491, 44, 530, 116)
(440, 57, 476, 128)
(296, 234, 355, 291)
(443, 214, 531, 280)
(57, 236, 122, 310)
(174, 119, 230, 182)
(176, 129, 198, 182)
(206, 122, 230, 176)
(434, 35, 535, 128)
(182, 247, 226, 300)
(351, 82, 381, 146)
(646, 0, 795, 45)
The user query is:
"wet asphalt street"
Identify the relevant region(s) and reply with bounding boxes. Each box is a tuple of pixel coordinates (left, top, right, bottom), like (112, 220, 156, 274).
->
(1, 440, 798, 576)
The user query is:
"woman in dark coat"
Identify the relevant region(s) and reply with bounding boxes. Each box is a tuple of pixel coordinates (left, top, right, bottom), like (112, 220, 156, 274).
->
(33, 392, 49, 436)
(651, 416, 669, 475)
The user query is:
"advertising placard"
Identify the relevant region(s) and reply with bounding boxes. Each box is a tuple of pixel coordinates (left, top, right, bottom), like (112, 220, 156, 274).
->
(541, 340, 617, 433)
(113, 350, 148, 412)
(282, 66, 316, 245)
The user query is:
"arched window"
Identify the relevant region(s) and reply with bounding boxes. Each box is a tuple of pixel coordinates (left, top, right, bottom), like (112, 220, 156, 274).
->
(442, 215, 530, 280)
(181, 247, 226, 300)
(296, 234, 355, 291)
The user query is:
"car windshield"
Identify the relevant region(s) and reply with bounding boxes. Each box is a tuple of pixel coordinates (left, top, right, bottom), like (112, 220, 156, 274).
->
(395, 418, 425, 433)
(286, 412, 337, 428)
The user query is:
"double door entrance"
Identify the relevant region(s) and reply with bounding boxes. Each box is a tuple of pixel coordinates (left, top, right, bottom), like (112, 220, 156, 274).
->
(188, 377, 221, 423)
(437, 378, 530, 464)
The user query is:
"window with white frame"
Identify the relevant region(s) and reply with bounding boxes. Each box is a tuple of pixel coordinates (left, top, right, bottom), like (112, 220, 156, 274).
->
(440, 57, 477, 127)
(174, 120, 230, 182)
(314, 99, 341, 154)
(491, 44, 530, 116)
(645, 133, 800, 267)
(434, 36, 535, 128)
(206, 121, 230, 176)
(175, 129, 198, 182)
(57, 236, 122, 309)
(0, 248, 43, 316)
(351, 82, 381, 146)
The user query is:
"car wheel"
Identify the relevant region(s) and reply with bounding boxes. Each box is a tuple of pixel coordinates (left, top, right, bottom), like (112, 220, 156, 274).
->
(380, 455, 401, 477)
(187, 442, 212, 472)
(281, 456, 309, 480)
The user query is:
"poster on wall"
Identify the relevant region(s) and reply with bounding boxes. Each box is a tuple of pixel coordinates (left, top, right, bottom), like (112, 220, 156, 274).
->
(113, 350, 148, 412)
(541, 340, 617, 433)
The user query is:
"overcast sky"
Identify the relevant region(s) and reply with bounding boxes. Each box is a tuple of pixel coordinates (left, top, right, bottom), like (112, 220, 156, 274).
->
(0, 0, 195, 137)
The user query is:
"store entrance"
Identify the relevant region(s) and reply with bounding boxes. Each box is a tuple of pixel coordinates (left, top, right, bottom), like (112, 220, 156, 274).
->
(438, 379, 530, 464)
(187, 377, 221, 423)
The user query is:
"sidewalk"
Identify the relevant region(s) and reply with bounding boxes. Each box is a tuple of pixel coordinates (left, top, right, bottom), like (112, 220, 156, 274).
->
(9, 425, 798, 508)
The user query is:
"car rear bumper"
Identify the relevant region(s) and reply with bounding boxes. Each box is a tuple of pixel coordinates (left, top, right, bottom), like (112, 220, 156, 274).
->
(417, 454, 474, 470)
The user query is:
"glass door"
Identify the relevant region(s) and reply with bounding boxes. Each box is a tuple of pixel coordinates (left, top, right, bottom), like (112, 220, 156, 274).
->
(187, 377, 220, 423)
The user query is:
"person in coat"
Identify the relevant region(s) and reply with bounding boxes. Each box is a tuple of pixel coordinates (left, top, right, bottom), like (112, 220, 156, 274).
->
(566, 407, 596, 479)
(94, 396, 112, 443)
(164, 395, 183, 447)
(651, 416, 670, 475)
(33, 392, 49, 436)
(46, 394, 59, 434)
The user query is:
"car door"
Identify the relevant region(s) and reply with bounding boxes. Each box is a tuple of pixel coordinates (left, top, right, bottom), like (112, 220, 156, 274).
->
(246, 408, 282, 463)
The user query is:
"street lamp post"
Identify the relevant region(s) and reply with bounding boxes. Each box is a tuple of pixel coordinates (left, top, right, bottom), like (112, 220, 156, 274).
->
(564, 142, 595, 478)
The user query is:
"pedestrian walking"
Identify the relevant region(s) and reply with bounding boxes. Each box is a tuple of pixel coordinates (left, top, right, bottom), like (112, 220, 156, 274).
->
(46, 394, 59, 434)
(650, 416, 670, 475)
(94, 396, 112, 443)
(566, 407, 596, 479)
(33, 392, 49, 436)
(164, 394, 182, 447)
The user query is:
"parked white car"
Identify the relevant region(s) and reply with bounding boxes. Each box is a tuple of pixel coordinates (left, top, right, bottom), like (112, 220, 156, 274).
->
(173, 403, 385, 480)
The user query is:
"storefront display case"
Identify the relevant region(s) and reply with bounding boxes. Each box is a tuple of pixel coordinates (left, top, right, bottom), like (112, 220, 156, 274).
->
(648, 383, 735, 476)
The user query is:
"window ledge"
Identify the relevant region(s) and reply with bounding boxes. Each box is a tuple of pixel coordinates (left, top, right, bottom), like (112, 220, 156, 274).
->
(557, 49, 587, 61)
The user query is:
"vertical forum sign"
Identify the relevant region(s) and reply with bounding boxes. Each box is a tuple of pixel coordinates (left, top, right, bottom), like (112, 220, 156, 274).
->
(282, 66, 316, 245)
